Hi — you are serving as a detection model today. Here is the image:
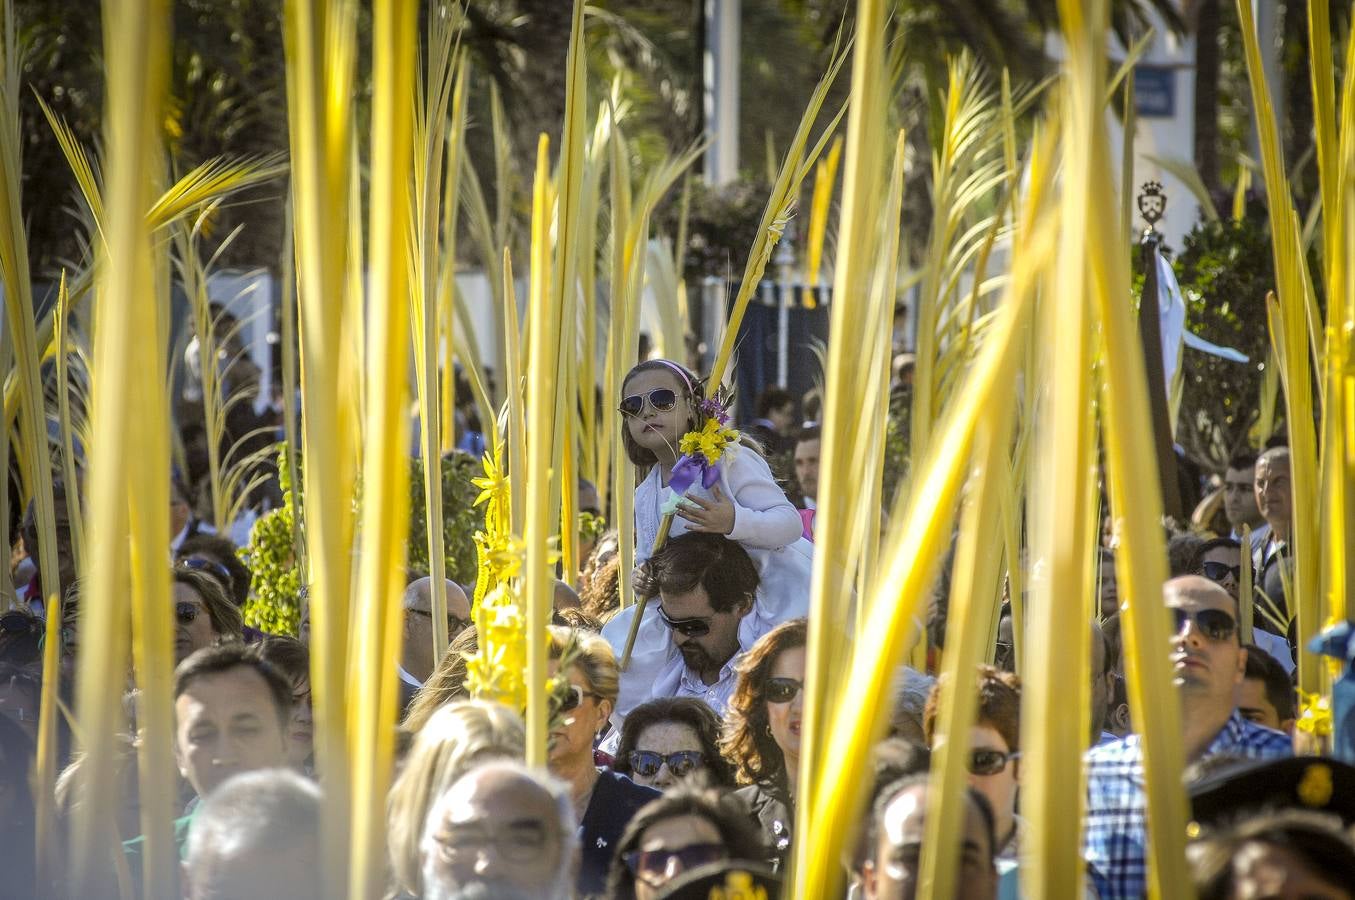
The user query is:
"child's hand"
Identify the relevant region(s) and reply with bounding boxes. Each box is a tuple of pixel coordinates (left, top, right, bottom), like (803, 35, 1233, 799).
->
(677, 483, 735, 535)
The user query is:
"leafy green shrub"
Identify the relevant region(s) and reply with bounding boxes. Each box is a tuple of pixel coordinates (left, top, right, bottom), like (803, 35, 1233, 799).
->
(407, 450, 482, 587)
(241, 446, 482, 636)
(241, 446, 300, 635)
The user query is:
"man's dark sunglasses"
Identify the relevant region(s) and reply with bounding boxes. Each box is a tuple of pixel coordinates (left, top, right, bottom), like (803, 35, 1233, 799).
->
(1200, 561, 1242, 584)
(656, 606, 710, 638)
(765, 676, 803, 705)
(619, 388, 678, 417)
(968, 749, 1020, 776)
(628, 749, 705, 778)
(1171, 607, 1237, 642)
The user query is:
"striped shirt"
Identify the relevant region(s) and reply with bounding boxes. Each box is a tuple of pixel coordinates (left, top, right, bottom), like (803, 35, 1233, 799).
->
(1083, 710, 1291, 899)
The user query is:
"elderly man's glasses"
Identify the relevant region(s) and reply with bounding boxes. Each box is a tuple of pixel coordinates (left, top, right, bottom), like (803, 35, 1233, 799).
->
(1200, 561, 1241, 583)
(628, 750, 704, 778)
(765, 676, 804, 705)
(656, 606, 711, 638)
(1170, 607, 1236, 642)
(409, 608, 471, 637)
(623, 843, 726, 886)
(619, 388, 678, 417)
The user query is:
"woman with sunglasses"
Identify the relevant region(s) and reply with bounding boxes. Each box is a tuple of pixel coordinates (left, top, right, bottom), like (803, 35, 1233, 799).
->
(607, 359, 813, 727)
(612, 697, 735, 792)
(605, 784, 767, 900)
(721, 617, 807, 872)
(544, 626, 660, 898)
(922, 665, 1024, 863)
(171, 567, 243, 666)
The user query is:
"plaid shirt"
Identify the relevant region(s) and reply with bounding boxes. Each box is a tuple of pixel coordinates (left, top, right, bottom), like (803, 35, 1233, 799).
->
(1083, 710, 1291, 899)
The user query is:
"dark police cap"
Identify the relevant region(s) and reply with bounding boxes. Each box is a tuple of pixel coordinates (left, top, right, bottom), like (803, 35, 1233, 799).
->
(1189, 756, 1355, 832)
(653, 860, 782, 900)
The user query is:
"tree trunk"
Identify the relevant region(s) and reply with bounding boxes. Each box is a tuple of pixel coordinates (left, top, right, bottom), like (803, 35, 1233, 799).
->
(505, 0, 575, 165)
(1193, 0, 1222, 200)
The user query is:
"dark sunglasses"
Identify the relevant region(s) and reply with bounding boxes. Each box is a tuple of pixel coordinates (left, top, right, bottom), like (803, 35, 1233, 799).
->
(1200, 561, 1242, 583)
(628, 749, 705, 778)
(969, 748, 1020, 776)
(656, 606, 711, 638)
(766, 676, 804, 705)
(1171, 607, 1237, 642)
(619, 388, 678, 417)
(177, 555, 233, 583)
(175, 601, 202, 626)
(623, 843, 726, 884)
(557, 684, 603, 714)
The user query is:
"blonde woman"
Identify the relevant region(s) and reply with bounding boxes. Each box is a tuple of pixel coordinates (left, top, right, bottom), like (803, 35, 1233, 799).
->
(385, 699, 525, 899)
(545, 626, 660, 898)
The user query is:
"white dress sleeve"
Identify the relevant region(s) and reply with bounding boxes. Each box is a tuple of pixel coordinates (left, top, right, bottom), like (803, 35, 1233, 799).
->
(721, 446, 805, 550)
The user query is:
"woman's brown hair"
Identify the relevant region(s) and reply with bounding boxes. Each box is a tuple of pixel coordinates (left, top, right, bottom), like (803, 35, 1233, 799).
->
(172, 566, 243, 643)
(720, 617, 807, 787)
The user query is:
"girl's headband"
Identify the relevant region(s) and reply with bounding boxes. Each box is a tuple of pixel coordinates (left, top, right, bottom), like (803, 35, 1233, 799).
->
(651, 359, 698, 397)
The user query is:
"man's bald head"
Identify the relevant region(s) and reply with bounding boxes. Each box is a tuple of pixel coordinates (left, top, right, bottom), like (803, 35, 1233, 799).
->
(403, 577, 472, 619)
(401, 578, 472, 682)
(1164, 574, 1235, 613)
(420, 762, 576, 900)
(552, 580, 581, 612)
(1257, 446, 1291, 469)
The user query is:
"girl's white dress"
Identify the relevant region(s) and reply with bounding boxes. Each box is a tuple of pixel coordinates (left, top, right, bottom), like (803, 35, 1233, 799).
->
(601, 445, 814, 724)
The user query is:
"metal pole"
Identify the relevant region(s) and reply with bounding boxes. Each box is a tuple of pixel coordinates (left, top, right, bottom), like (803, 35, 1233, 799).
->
(1136, 182, 1184, 522)
(703, 0, 741, 186)
(774, 222, 796, 389)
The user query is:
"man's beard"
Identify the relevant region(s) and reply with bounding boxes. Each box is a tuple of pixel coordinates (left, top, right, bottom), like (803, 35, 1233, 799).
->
(679, 642, 714, 672)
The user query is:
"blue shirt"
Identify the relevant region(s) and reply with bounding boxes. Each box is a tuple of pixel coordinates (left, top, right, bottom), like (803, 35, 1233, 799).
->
(1082, 710, 1291, 899)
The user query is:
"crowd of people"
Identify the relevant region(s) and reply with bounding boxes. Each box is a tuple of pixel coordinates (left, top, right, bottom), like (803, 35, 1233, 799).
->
(1, 351, 1354, 900)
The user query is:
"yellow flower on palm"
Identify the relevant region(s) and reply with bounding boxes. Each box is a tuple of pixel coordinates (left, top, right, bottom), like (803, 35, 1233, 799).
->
(679, 418, 738, 464)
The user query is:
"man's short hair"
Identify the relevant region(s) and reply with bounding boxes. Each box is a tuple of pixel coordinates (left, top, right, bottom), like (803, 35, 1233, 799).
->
(1191, 536, 1242, 571)
(174, 643, 292, 731)
(1168, 533, 1207, 578)
(634, 532, 759, 614)
(794, 424, 821, 446)
(755, 387, 794, 418)
(185, 768, 320, 879)
(1226, 451, 1257, 472)
(1242, 644, 1297, 722)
